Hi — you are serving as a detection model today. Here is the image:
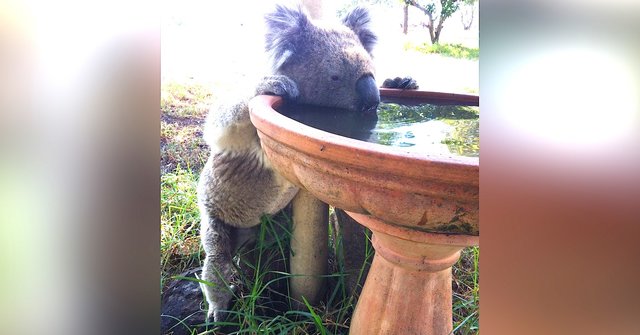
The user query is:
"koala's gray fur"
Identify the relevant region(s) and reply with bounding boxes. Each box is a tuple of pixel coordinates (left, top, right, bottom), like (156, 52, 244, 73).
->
(198, 4, 379, 322)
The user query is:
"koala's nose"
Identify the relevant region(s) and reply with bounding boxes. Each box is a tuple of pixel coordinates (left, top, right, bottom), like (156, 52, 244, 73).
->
(356, 74, 380, 114)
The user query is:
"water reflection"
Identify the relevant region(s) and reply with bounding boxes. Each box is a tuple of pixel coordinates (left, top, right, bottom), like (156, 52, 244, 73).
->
(278, 100, 479, 157)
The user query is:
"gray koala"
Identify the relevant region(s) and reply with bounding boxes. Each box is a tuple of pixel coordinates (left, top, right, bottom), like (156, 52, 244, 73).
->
(197, 4, 379, 322)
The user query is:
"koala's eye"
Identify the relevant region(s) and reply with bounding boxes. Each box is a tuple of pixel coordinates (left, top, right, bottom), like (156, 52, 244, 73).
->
(330, 75, 340, 81)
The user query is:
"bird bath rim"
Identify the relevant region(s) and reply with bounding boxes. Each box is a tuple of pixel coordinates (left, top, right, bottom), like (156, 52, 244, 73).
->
(249, 91, 479, 186)
(249, 89, 479, 234)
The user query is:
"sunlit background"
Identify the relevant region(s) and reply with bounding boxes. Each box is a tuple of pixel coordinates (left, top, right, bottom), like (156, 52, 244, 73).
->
(1, 0, 638, 334)
(160, 0, 479, 92)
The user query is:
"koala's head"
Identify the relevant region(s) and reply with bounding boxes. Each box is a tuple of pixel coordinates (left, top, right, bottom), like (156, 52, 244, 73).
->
(265, 5, 379, 113)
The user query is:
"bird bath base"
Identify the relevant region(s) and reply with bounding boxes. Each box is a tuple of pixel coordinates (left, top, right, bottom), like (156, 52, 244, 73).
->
(346, 211, 478, 334)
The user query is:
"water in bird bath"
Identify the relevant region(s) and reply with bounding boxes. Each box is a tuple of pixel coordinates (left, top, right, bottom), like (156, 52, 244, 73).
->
(278, 100, 479, 158)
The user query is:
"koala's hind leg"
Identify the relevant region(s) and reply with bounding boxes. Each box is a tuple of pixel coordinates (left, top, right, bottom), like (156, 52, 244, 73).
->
(199, 214, 237, 323)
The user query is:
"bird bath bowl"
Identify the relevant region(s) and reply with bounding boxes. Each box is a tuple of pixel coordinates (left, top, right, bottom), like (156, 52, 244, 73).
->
(249, 88, 479, 334)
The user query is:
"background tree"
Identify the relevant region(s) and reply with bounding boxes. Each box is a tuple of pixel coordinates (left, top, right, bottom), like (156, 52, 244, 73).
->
(403, 0, 464, 44)
(403, 3, 409, 34)
(460, 0, 477, 30)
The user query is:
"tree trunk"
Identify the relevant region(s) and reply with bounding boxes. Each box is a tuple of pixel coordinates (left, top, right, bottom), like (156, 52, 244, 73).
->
(461, 3, 475, 30)
(433, 16, 445, 44)
(426, 12, 436, 44)
(402, 4, 408, 35)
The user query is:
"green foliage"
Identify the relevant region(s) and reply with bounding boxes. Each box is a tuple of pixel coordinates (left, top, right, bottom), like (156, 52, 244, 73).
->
(440, 0, 460, 19)
(403, 0, 468, 43)
(405, 42, 479, 60)
(404, 0, 460, 18)
(419, 0, 459, 19)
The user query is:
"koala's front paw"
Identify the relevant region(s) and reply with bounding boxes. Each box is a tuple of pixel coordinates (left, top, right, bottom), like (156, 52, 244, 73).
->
(255, 75, 299, 101)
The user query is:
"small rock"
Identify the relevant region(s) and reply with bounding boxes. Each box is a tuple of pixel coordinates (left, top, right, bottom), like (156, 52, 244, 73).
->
(161, 268, 207, 335)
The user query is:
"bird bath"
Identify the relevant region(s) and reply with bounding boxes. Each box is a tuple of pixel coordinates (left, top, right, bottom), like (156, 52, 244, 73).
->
(248, 88, 479, 334)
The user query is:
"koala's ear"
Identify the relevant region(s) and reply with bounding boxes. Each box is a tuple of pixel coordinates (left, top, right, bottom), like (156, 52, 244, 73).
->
(265, 5, 310, 70)
(342, 7, 377, 54)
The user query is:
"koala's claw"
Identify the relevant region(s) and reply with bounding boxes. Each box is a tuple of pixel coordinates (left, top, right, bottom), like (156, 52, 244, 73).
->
(206, 307, 229, 324)
(256, 75, 299, 100)
(382, 76, 419, 89)
(201, 279, 236, 323)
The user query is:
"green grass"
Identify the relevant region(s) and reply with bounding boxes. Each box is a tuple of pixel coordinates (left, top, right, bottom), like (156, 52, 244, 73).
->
(161, 82, 480, 334)
(166, 211, 372, 335)
(161, 82, 214, 119)
(161, 165, 202, 292)
(453, 246, 480, 334)
(405, 42, 479, 60)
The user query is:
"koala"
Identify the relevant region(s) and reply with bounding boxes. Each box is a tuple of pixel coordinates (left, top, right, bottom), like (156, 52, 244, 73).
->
(197, 4, 379, 322)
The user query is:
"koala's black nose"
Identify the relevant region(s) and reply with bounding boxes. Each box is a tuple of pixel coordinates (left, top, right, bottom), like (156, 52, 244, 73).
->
(356, 74, 380, 114)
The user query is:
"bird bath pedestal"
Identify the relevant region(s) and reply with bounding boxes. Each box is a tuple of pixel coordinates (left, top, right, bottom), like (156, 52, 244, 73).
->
(249, 89, 479, 334)
(346, 212, 477, 334)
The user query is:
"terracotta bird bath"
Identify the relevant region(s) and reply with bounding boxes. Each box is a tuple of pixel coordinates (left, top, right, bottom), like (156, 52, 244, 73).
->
(249, 88, 479, 334)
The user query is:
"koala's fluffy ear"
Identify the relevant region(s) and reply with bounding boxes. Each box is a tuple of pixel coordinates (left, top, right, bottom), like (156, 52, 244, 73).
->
(342, 7, 377, 54)
(265, 5, 310, 70)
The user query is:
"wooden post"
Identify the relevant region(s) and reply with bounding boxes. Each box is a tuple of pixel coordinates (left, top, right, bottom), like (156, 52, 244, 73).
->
(301, 0, 324, 19)
(290, 190, 328, 307)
